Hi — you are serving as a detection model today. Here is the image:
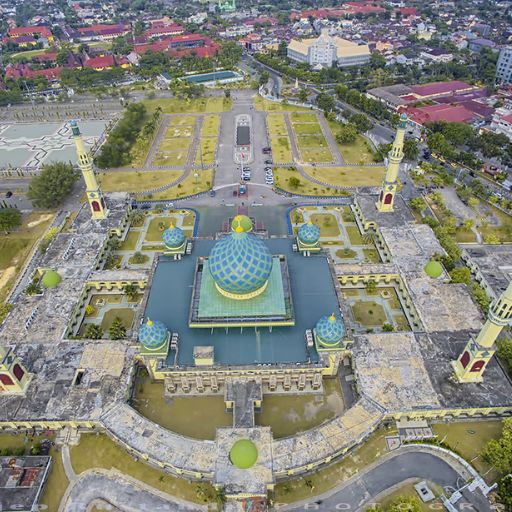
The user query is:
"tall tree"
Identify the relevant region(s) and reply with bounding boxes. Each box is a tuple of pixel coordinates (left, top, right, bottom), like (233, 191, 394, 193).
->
(0, 208, 21, 234)
(109, 317, 126, 340)
(28, 162, 79, 208)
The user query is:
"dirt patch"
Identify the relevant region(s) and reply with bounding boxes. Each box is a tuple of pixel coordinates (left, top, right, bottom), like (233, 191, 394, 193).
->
(27, 214, 53, 228)
(0, 266, 16, 290)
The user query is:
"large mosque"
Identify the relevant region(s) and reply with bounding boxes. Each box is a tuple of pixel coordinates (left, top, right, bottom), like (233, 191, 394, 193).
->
(0, 118, 511, 511)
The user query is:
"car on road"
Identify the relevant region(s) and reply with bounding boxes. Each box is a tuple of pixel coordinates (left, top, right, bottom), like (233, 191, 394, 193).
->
(5, 191, 12, 198)
(264, 166, 272, 172)
(241, 174, 251, 181)
(264, 159, 273, 165)
(209, 190, 216, 197)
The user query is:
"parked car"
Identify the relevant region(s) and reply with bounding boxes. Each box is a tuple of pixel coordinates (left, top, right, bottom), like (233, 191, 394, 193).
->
(5, 191, 12, 198)
(264, 159, 273, 165)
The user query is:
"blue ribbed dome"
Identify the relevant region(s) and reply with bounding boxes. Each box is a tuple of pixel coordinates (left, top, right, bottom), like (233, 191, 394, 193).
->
(298, 221, 320, 245)
(138, 319, 169, 350)
(162, 224, 185, 249)
(315, 314, 345, 346)
(208, 231, 273, 296)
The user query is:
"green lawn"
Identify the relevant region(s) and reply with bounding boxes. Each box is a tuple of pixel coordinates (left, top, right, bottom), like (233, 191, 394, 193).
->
(304, 166, 386, 187)
(119, 231, 140, 251)
(346, 225, 365, 245)
(40, 446, 69, 512)
(291, 112, 318, 122)
(195, 138, 217, 165)
(201, 115, 220, 137)
(479, 205, 512, 243)
(267, 113, 288, 136)
(70, 434, 215, 505)
(328, 121, 376, 164)
(164, 126, 194, 138)
(363, 248, 381, 263)
(309, 214, 341, 237)
(455, 228, 478, 243)
(270, 136, 293, 164)
(128, 254, 149, 265)
(351, 301, 387, 326)
(100, 308, 135, 333)
(377, 482, 433, 511)
(98, 171, 183, 193)
(152, 151, 188, 167)
(274, 167, 352, 197)
(168, 115, 196, 126)
(336, 248, 357, 258)
(254, 96, 311, 112)
(300, 148, 333, 163)
(141, 170, 213, 200)
(296, 134, 328, 148)
(145, 216, 180, 242)
(292, 123, 322, 135)
(144, 97, 231, 114)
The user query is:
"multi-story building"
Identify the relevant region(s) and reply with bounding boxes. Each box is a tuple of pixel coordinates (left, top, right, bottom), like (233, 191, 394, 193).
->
(287, 33, 370, 68)
(496, 47, 512, 85)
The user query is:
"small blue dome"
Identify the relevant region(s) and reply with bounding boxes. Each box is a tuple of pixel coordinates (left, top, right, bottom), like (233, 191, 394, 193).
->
(315, 314, 345, 346)
(162, 223, 185, 249)
(298, 220, 320, 245)
(139, 319, 168, 350)
(208, 231, 273, 296)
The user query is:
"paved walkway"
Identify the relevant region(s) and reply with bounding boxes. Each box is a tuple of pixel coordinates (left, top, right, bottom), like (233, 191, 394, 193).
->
(316, 111, 344, 165)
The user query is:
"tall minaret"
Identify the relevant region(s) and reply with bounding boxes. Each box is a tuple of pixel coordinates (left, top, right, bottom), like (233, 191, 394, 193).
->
(70, 120, 108, 220)
(376, 113, 408, 213)
(452, 280, 512, 383)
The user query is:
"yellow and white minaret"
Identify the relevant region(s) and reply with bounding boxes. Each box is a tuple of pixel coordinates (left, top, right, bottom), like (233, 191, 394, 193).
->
(70, 120, 108, 220)
(376, 113, 408, 213)
(452, 280, 512, 383)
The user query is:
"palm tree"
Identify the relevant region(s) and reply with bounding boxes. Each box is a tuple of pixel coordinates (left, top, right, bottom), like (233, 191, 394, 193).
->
(109, 317, 126, 340)
(123, 283, 138, 301)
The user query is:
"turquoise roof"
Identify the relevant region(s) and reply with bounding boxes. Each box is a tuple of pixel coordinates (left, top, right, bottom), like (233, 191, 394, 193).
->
(315, 314, 345, 345)
(138, 319, 169, 349)
(298, 221, 320, 245)
(208, 231, 273, 295)
(162, 224, 185, 249)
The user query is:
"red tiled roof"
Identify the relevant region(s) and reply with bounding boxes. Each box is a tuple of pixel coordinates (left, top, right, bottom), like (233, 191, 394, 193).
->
(8, 26, 52, 38)
(398, 7, 418, 16)
(77, 23, 126, 34)
(411, 81, 475, 98)
(501, 114, 512, 123)
(144, 24, 184, 37)
(84, 55, 116, 68)
(402, 104, 475, 125)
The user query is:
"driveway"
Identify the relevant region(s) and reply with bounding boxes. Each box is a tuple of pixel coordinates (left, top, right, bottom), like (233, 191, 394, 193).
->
(282, 449, 492, 512)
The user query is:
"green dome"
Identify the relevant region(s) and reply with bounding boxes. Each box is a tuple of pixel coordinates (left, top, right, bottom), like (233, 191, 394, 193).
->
(231, 215, 253, 233)
(138, 318, 169, 350)
(298, 220, 320, 245)
(42, 270, 61, 288)
(424, 260, 443, 278)
(162, 223, 185, 249)
(229, 439, 258, 469)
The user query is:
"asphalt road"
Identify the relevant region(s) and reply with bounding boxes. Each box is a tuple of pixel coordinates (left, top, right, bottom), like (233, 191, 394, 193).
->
(284, 451, 492, 512)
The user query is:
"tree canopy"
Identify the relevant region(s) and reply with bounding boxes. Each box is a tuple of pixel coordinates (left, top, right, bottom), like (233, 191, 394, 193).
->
(28, 162, 79, 209)
(0, 208, 21, 234)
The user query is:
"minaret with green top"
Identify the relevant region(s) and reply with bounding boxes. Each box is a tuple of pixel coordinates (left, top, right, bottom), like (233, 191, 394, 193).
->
(70, 120, 108, 220)
(376, 113, 408, 213)
(452, 280, 512, 383)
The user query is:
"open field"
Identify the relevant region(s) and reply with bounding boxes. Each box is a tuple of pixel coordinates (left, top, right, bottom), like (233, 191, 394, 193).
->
(141, 170, 214, 200)
(195, 115, 220, 165)
(270, 136, 293, 164)
(40, 446, 68, 512)
(254, 96, 311, 112)
(479, 204, 512, 243)
(144, 97, 231, 114)
(328, 121, 376, 165)
(309, 213, 341, 237)
(274, 167, 351, 197)
(70, 434, 214, 504)
(152, 151, 188, 166)
(97, 170, 183, 193)
(292, 123, 321, 135)
(290, 112, 318, 122)
(300, 148, 333, 163)
(267, 114, 288, 136)
(303, 166, 386, 187)
(296, 134, 328, 148)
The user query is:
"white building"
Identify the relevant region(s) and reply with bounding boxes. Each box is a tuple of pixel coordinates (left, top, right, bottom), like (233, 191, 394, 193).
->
(490, 109, 512, 141)
(496, 47, 512, 85)
(287, 33, 370, 68)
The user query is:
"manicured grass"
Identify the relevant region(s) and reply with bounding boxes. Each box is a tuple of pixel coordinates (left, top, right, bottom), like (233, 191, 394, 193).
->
(169, 115, 196, 126)
(152, 151, 188, 166)
(267, 113, 288, 136)
(351, 301, 387, 326)
(363, 248, 381, 263)
(479, 204, 512, 243)
(270, 136, 293, 164)
(432, 420, 503, 480)
(144, 97, 231, 114)
(97, 170, 183, 193)
(119, 231, 140, 251)
(160, 137, 192, 151)
(274, 167, 351, 197)
(70, 434, 214, 504)
(100, 308, 134, 333)
(254, 96, 311, 112)
(328, 121, 376, 165)
(304, 166, 386, 188)
(195, 138, 217, 166)
(300, 148, 333, 163)
(346, 225, 365, 245)
(40, 446, 69, 512)
(309, 214, 340, 237)
(377, 482, 432, 511)
(296, 134, 328, 148)
(142, 170, 214, 200)
(291, 112, 318, 122)
(455, 228, 478, 243)
(201, 114, 220, 137)
(128, 254, 149, 265)
(290, 209, 305, 224)
(336, 248, 357, 259)
(165, 126, 194, 138)
(292, 123, 322, 135)
(393, 313, 410, 331)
